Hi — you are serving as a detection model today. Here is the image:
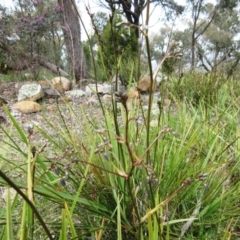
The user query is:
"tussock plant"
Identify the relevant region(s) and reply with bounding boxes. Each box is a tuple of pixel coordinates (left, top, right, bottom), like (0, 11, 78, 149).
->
(171, 72, 226, 107)
(0, 4, 240, 240)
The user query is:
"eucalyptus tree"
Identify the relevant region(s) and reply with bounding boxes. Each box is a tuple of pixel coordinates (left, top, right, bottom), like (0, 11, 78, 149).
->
(186, 0, 240, 71)
(197, 5, 240, 76)
(58, 0, 88, 82)
(98, 0, 184, 38)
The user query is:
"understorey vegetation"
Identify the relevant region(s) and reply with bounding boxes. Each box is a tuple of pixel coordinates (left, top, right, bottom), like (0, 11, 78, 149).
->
(0, 0, 240, 239)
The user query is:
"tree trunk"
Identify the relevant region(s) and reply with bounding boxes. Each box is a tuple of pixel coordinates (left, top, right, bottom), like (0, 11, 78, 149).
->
(58, 0, 88, 83)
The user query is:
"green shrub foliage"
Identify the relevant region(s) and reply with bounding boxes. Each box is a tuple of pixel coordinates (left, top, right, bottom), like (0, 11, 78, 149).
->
(97, 13, 139, 82)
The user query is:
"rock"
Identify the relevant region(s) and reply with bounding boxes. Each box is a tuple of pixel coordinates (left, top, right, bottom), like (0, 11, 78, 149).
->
(42, 87, 60, 97)
(66, 89, 86, 98)
(12, 101, 41, 114)
(51, 77, 71, 93)
(59, 77, 71, 91)
(51, 77, 63, 93)
(85, 84, 112, 95)
(18, 83, 44, 102)
(38, 80, 50, 87)
(137, 75, 156, 92)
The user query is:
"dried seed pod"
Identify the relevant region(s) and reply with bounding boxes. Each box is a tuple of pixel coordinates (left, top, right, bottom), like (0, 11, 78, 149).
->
(54, 167, 60, 176)
(103, 153, 109, 161)
(60, 178, 66, 186)
(31, 146, 36, 158)
(27, 124, 34, 136)
(115, 91, 128, 104)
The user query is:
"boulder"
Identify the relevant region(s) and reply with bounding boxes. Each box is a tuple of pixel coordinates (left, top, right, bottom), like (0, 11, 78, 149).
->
(51, 77, 63, 93)
(18, 83, 44, 102)
(51, 77, 71, 93)
(38, 80, 50, 87)
(137, 75, 156, 92)
(12, 101, 41, 114)
(60, 77, 71, 91)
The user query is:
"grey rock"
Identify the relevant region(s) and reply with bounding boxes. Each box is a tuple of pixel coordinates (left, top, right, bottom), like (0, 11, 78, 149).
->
(66, 89, 86, 98)
(85, 84, 112, 95)
(18, 83, 44, 102)
(42, 87, 60, 97)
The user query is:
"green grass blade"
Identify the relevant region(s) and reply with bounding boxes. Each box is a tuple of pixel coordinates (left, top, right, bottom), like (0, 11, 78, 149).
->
(6, 187, 13, 240)
(64, 202, 77, 238)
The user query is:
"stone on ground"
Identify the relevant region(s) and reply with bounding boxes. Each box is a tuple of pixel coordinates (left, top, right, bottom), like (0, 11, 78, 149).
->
(66, 89, 86, 98)
(18, 83, 44, 102)
(85, 84, 112, 95)
(51, 77, 71, 93)
(137, 75, 157, 92)
(12, 100, 41, 113)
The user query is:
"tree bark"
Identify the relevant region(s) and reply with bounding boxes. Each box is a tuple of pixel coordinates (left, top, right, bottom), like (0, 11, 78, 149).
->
(58, 0, 88, 83)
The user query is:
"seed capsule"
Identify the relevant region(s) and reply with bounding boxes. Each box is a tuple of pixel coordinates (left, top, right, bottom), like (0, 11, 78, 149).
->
(60, 178, 66, 186)
(54, 167, 60, 175)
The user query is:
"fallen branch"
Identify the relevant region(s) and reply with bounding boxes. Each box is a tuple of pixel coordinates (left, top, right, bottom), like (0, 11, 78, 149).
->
(38, 58, 68, 76)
